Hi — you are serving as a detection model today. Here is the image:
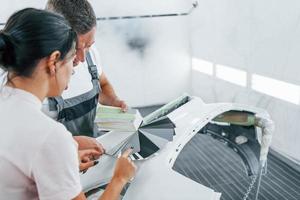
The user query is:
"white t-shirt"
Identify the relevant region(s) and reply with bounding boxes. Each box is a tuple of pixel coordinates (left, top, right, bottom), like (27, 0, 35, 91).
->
(0, 86, 82, 200)
(42, 45, 102, 119)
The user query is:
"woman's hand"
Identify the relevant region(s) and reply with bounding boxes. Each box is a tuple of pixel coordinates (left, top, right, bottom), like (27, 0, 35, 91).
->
(78, 149, 101, 172)
(112, 149, 137, 184)
(93, 149, 137, 200)
(74, 136, 105, 159)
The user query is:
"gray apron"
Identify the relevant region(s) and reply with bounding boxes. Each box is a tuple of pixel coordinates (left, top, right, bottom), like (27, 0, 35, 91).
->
(48, 52, 101, 137)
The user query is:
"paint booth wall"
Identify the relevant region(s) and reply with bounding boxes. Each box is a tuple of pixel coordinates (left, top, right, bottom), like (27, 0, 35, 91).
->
(190, 0, 300, 162)
(0, 0, 192, 107)
(89, 0, 191, 107)
(0, 0, 45, 20)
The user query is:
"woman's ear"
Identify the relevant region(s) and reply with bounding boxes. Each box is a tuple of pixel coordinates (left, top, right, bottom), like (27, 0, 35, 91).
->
(46, 51, 61, 76)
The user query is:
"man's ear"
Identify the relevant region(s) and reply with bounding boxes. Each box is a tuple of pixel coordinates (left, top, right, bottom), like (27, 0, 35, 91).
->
(47, 51, 61, 76)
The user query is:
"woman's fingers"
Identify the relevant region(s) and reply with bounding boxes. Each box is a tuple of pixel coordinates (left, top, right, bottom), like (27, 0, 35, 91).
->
(80, 149, 101, 158)
(121, 148, 133, 158)
(80, 160, 99, 171)
(78, 149, 101, 172)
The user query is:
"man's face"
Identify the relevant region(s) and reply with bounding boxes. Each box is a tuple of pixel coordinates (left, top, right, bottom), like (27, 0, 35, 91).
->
(74, 26, 96, 66)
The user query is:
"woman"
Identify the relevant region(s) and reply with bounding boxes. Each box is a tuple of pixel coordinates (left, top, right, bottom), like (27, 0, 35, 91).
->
(0, 8, 135, 200)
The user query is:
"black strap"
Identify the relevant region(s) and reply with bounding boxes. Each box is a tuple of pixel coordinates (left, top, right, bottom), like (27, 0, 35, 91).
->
(48, 96, 64, 111)
(57, 94, 99, 121)
(86, 51, 99, 80)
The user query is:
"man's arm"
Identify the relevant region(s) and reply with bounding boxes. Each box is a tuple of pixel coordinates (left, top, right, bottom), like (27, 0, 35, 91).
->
(99, 72, 127, 111)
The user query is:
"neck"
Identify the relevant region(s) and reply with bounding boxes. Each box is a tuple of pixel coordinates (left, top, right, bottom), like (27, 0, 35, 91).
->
(6, 74, 47, 102)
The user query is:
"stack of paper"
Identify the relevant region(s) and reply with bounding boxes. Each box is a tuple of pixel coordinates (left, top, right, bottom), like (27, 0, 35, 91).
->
(95, 105, 143, 131)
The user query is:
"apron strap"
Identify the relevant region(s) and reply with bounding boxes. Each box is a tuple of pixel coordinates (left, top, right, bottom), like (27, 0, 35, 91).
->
(48, 96, 64, 112)
(86, 51, 99, 81)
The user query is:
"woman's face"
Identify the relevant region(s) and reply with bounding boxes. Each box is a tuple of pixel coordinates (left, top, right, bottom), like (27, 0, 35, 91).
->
(48, 47, 76, 97)
(57, 52, 75, 92)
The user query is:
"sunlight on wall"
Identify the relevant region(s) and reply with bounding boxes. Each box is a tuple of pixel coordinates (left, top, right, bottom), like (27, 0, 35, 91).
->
(216, 64, 247, 87)
(252, 74, 300, 104)
(192, 57, 300, 105)
(192, 58, 213, 75)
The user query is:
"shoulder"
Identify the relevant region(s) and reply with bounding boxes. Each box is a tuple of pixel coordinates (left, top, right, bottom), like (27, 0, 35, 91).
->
(32, 114, 78, 167)
(30, 111, 73, 144)
(41, 115, 75, 145)
(39, 121, 78, 159)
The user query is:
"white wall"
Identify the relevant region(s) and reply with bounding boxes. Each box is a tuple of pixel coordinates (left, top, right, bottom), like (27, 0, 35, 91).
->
(89, 0, 191, 107)
(0, 0, 192, 107)
(0, 0, 46, 22)
(190, 0, 300, 162)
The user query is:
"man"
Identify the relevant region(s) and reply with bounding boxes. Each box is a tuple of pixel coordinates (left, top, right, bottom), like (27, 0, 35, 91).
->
(44, 0, 128, 153)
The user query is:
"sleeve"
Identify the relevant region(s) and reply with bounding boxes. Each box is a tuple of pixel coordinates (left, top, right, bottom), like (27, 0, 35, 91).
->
(90, 45, 103, 76)
(31, 125, 82, 200)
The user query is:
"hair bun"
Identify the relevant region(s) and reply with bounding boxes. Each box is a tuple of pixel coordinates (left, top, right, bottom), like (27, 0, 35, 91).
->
(0, 32, 15, 68)
(0, 32, 7, 68)
(0, 32, 7, 51)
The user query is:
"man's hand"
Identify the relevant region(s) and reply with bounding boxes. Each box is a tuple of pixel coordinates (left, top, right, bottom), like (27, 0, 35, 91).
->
(99, 73, 127, 112)
(78, 149, 101, 172)
(74, 136, 105, 158)
(112, 99, 128, 112)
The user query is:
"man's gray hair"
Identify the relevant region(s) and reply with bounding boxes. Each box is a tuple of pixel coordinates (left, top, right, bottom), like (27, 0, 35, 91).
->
(46, 0, 97, 35)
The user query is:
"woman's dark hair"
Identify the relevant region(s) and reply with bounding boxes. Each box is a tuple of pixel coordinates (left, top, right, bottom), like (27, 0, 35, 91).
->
(0, 8, 77, 77)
